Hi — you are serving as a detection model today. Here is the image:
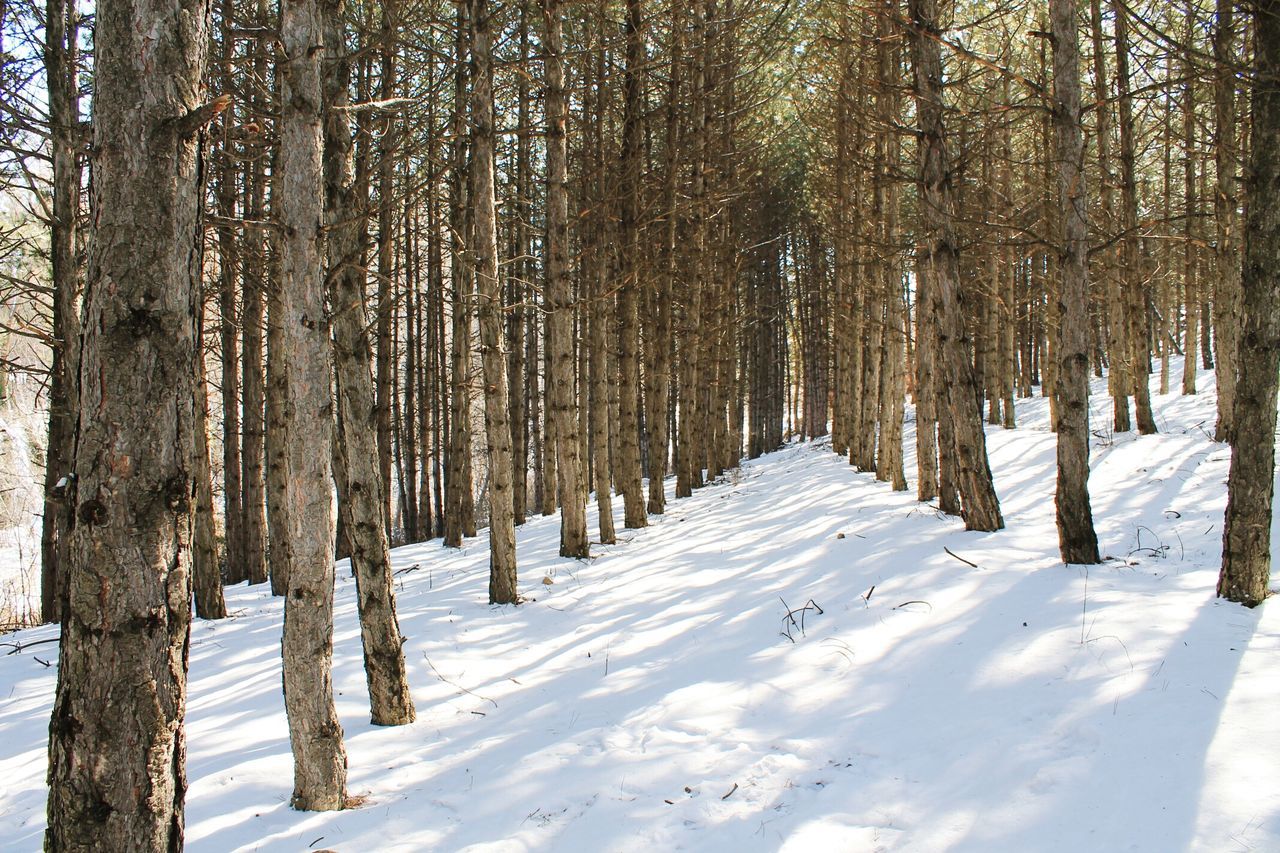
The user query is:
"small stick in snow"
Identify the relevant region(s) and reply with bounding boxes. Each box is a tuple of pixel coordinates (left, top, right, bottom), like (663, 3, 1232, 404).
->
(722, 783, 739, 800)
(423, 654, 498, 708)
(943, 546, 979, 568)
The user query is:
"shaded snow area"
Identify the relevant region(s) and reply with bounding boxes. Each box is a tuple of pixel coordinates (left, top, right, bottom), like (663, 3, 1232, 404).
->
(2, 368, 1278, 851)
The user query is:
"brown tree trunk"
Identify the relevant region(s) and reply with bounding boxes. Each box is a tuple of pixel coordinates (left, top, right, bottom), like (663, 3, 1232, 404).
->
(1213, 0, 1242, 441)
(194, 309, 228, 620)
(279, 0, 348, 808)
(444, 1, 477, 547)
(616, 0, 649, 529)
(541, 0, 589, 557)
(44, 0, 210, 840)
(907, 0, 1004, 531)
(1112, 0, 1157, 435)
(1051, 0, 1102, 564)
(469, 0, 519, 604)
(39, 0, 80, 624)
(322, 0, 416, 726)
(1218, 0, 1280, 607)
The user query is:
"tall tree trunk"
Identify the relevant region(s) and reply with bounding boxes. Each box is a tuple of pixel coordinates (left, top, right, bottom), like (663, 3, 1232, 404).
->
(1112, 0, 1157, 434)
(279, 0, 348, 808)
(469, 0, 519, 604)
(444, 1, 477, 547)
(322, 0, 416, 726)
(541, 0, 589, 557)
(907, 0, 1004, 531)
(44, 0, 211, 840)
(1051, 0, 1101, 564)
(1213, 0, 1242, 441)
(616, 0, 649, 529)
(1218, 0, 1280, 607)
(39, 0, 80, 624)
(375, 0, 397, 532)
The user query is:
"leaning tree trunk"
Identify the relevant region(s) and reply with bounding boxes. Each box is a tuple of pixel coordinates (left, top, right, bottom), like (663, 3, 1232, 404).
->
(907, 0, 1004, 532)
(44, 0, 213, 842)
(469, 0, 519, 604)
(1051, 0, 1101, 565)
(540, 0, 589, 558)
(1219, 0, 1280, 607)
(322, 0, 415, 726)
(278, 0, 348, 809)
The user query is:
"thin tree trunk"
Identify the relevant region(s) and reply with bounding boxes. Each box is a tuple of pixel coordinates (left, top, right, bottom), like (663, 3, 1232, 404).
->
(322, 0, 416, 726)
(279, 0, 348, 808)
(1213, 0, 1242, 441)
(39, 0, 80, 624)
(907, 0, 1004, 531)
(1051, 0, 1102, 564)
(541, 0, 589, 557)
(469, 0, 518, 604)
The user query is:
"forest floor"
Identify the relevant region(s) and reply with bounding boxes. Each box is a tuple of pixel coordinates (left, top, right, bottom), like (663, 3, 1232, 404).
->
(1, 362, 1277, 852)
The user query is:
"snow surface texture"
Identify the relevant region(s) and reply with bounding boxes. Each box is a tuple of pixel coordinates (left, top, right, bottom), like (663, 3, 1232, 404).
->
(1, 364, 1277, 852)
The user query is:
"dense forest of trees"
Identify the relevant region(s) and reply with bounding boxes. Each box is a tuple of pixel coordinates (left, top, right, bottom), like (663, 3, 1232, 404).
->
(1, 0, 1278, 845)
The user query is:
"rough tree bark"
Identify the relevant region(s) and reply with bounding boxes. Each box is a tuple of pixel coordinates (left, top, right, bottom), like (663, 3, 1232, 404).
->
(38, 0, 80, 624)
(44, 0, 212, 841)
(907, 0, 1004, 531)
(1218, 0, 1280, 607)
(541, 0, 589, 558)
(322, 0, 416, 726)
(278, 0, 348, 808)
(1213, 0, 1242, 441)
(1050, 0, 1101, 564)
(469, 0, 519, 604)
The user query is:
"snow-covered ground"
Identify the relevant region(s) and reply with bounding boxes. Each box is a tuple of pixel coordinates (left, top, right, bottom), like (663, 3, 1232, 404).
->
(1, 365, 1277, 852)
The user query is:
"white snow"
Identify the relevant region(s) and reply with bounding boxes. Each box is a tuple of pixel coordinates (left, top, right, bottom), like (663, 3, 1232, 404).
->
(1, 364, 1277, 851)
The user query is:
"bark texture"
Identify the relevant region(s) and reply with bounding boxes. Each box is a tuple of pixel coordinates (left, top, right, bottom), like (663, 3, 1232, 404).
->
(1219, 0, 1280, 607)
(279, 0, 348, 808)
(44, 0, 209, 842)
(907, 0, 1004, 532)
(1050, 0, 1101, 564)
(469, 0, 519, 604)
(322, 0, 416, 726)
(541, 0, 589, 558)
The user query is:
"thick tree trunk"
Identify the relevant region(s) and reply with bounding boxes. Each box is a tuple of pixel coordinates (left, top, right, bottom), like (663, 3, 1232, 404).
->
(469, 0, 519, 605)
(279, 0, 348, 809)
(1051, 0, 1101, 564)
(44, 0, 210, 840)
(907, 0, 1004, 532)
(322, 0, 416, 726)
(1219, 0, 1280, 607)
(541, 0, 589, 558)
